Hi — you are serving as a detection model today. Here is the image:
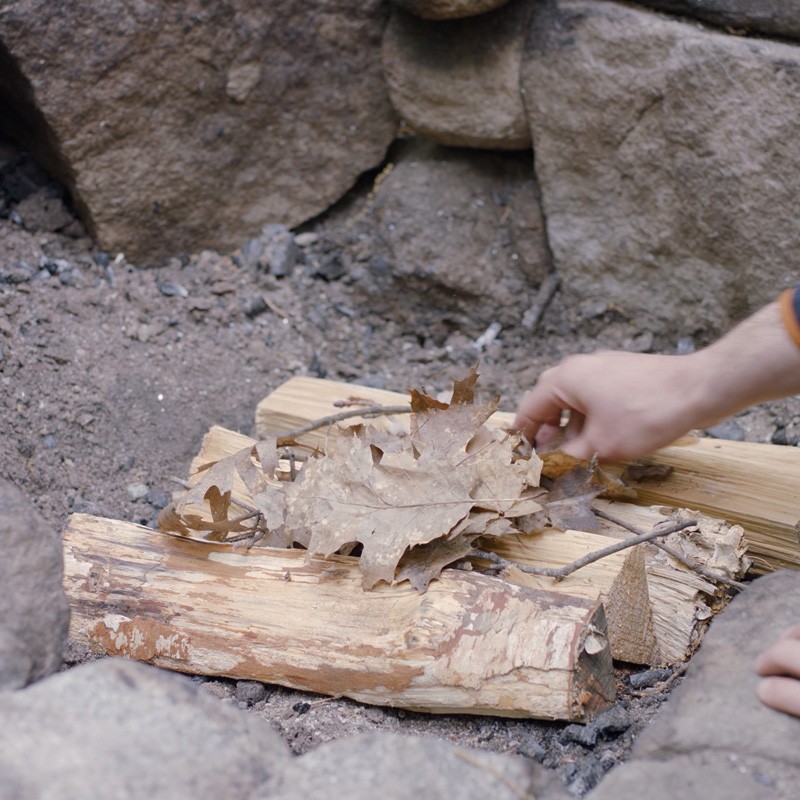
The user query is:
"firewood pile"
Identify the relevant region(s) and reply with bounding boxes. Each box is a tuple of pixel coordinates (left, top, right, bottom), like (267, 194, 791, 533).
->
(63, 374, 799, 722)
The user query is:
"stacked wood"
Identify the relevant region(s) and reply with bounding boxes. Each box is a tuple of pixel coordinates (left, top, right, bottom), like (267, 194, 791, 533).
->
(594, 500, 750, 663)
(62, 513, 615, 721)
(191, 424, 659, 665)
(256, 377, 800, 573)
(614, 436, 800, 573)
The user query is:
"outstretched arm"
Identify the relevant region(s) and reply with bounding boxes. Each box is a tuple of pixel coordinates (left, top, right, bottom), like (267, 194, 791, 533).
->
(514, 294, 800, 462)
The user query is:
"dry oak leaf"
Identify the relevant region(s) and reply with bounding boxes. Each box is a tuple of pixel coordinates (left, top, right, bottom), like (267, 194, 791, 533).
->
(286, 393, 542, 588)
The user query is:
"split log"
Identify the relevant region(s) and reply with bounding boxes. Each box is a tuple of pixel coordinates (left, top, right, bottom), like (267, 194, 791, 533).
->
(481, 528, 659, 665)
(594, 500, 750, 663)
(191, 424, 659, 665)
(62, 514, 615, 721)
(616, 436, 800, 573)
(255, 377, 800, 572)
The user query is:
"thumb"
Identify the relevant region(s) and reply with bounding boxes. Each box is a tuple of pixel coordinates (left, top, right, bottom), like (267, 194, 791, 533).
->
(558, 434, 597, 462)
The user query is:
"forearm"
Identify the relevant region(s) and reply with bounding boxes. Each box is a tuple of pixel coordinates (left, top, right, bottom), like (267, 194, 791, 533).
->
(687, 298, 800, 426)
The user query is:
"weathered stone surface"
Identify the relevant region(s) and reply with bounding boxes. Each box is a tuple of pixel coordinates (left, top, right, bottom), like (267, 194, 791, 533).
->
(365, 138, 550, 337)
(0, 479, 69, 689)
(264, 732, 570, 800)
(393, 0, 511, 20)
(0, 1, 397, 262)
(589, 571, 800, 800)
(383, 1, 532, 149)
(636, 1, 800, 41)
(522, 1, 800, 336)
(0, 658, 290, 800)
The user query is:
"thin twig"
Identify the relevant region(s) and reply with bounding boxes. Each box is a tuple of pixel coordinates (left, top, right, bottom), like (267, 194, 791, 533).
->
(593, 507, 747, 591)
(522, 272, 560, 331)
(274, 403, 411, 444)
(469, 518, 699, 581)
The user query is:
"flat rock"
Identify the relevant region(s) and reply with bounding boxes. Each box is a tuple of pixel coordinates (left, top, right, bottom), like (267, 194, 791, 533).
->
(0, 1, 396, 261)
(392, 0, 511, 20)
(589, 570, 800, 799)
(0, 479, 69, 689)
(635, 1, 800, 40)
(0, 658, 290, 800)
(367, 138, 550, 336)
(383, 1, 532, 149)
(264, 731, 570, 800)
(522, 1, 800, 337)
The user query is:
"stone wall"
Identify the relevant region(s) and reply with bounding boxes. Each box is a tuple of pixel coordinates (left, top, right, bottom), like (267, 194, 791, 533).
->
(2, 0, 798, 333)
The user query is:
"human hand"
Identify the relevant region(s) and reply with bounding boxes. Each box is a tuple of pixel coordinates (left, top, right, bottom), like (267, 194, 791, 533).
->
(513, 350, 711, 462)
(755, 623, 800, 718)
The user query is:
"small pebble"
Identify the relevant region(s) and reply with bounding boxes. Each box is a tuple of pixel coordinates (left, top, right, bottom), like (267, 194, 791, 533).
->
(235, 680, 269, 705)
(242, 295, 268, 318)
(561, 723, 598, 748)
(158, 280, 189, 298)
(705, 420, 745, 441)
(126, 482, 150, 501)
(292, 701, 311, 715)
(294, 232, 319, 247)
(593, 705, 631, 737)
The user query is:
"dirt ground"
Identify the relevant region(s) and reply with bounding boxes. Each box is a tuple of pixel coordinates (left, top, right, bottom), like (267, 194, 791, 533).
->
(3, 146, 799, 796)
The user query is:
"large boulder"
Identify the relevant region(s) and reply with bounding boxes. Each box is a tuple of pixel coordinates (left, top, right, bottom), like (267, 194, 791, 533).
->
(522, 1, 800, 337)
(0, 479, 69, 689)
(263, 731, 569, 800)
(589, 571, 800, 799)
(383, 1, 533, 150)
(0, 0, 397, 262)
(363, 138, 551, 338)
(636, 1, 800, 41)
(0, 658, 290, 800)
(392, 0, 511, 20)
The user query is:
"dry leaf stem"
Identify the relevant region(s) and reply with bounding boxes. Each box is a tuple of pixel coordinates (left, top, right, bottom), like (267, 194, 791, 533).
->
(470, 517, 700, 581)
(593, 508, 747, 591)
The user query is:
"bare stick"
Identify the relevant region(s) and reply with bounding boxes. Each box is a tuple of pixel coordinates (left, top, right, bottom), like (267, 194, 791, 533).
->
(593, 507, 747, 591)
(274, 404, 411, 444)
(522, 272, 560, 331)
(469, 518, 699, 581)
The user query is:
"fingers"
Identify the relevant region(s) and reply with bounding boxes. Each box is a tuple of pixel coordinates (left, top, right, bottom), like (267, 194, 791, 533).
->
(755, 636, 800, 680)
(757, 677, 800, 717)
(755, 629, 800, 718)
(514, 387, 565, 445)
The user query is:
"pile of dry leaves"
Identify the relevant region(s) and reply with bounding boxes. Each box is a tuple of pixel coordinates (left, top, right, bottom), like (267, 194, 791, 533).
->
(160, 369, 630, 590)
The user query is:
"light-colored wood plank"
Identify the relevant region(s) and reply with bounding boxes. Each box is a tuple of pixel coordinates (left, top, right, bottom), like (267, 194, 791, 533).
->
(618, 436, 800, 572)
(63, 514, 615, 721)
(191, 424, 658, 665)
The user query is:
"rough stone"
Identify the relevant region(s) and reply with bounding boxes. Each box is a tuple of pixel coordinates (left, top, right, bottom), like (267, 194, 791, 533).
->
(0, 479, 69, 689)
(392, 0, 511, 20)
(15, 188, 73, 233)
(264, 731, 570, 800)
(383, 1, 532, 149)
(635, 1, 800, 41)
(522, 1, 800, 337)
(0, 658, 290, 800)
(0, 1, 397, 261)
(366, 138, 550, 338)
(589, 571, 800, 800)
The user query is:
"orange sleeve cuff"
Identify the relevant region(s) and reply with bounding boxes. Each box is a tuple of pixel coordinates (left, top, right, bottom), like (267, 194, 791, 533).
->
(779, 287, 800, 350)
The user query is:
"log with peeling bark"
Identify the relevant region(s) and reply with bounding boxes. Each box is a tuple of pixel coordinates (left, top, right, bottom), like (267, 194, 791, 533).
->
(62, 514, 615, 721)
(191, 424, 659, 665)
(594, 500, 750, 663)
(255, 377, 800, 572)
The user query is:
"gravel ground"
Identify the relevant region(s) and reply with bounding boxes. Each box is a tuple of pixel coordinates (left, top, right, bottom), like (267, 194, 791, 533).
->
(4, 145, 799, 796)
